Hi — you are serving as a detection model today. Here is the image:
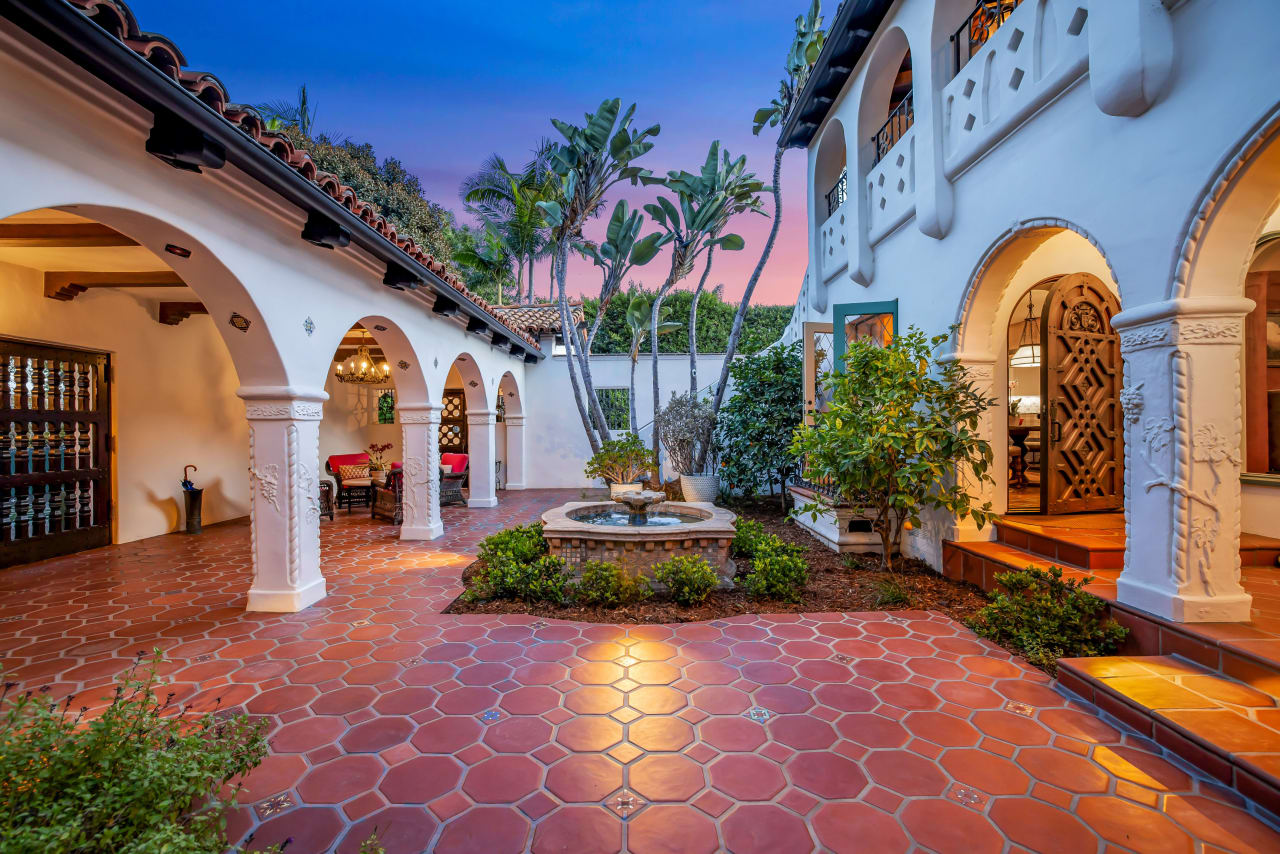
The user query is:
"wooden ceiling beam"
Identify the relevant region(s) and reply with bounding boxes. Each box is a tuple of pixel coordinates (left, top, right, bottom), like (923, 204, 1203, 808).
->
(158, 302, 207, 326)
(45, 270, 184, 301)
(0, 223, 138, 247)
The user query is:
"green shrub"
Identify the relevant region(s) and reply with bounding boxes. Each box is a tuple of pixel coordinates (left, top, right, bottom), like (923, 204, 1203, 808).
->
(967, 566, 1128, 673)
(740, 541, 809, 602)
(584, 434, 658, 485)
(731, 518, 769, 558)
(478, 522, 547, 567)
(653, 555, 718, 606)
(572, 561, 653, 607)
(470, 552, 571, 604)
(0, 653, 267, 854)
(872, 576, 912, 608)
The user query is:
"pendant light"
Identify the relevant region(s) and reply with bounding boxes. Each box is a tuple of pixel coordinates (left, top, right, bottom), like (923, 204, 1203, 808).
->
(1009, 291, 1041, 368)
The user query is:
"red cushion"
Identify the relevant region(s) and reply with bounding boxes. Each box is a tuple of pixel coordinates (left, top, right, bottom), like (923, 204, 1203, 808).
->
(327, 453, 369, 474)
(440, 453, 469, 473)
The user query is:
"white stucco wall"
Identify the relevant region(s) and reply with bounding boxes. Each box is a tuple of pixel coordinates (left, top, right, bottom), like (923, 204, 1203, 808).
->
(0, 261, 249, 543)
(524, 353, 731, 488)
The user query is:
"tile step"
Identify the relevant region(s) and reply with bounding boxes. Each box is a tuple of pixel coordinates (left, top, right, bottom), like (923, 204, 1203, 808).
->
(992, 518, 1122, 571)
(941, 539, 1112, 598)
(1057, 654, 1280, 818)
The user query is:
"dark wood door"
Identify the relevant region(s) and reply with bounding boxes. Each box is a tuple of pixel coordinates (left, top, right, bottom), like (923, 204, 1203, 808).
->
(1040, 273, 1124, 514)
(439, 391, 468, 454)
(1, 339, 111, 567)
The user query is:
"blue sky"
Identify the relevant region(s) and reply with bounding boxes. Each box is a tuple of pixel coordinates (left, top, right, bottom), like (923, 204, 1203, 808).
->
(125, 0, 812, 303)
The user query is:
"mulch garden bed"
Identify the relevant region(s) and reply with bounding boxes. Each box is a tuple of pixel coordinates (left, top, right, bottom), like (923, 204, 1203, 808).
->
(445, 497, 989, 625)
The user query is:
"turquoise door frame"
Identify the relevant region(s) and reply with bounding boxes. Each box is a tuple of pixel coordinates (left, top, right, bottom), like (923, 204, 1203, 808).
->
(832, 299, 899, 370)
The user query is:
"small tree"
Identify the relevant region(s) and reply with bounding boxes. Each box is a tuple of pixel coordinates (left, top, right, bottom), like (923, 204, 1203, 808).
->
(790, 327, 996, 569)
(584, 433, 658, 486)
(714, 341, 803, 509)
(655, 392, 716, 476)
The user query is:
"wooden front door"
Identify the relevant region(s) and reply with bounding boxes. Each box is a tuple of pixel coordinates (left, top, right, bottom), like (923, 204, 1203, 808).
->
(1, 339, 111, 567)
(1040, 273, 1124, 514)
(439, 391, 468, 454)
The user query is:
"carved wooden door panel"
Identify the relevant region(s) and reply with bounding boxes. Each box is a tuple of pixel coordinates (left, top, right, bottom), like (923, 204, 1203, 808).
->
(1, 339, 112, 567)
(1040, 273, 1124, 514)
(439, 391, 468, 454)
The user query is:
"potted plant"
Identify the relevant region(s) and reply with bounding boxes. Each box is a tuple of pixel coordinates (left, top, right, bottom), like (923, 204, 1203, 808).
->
(584, 433, 658, 497)
(655, 391, 719, 502)
(365, 441, 393, 473)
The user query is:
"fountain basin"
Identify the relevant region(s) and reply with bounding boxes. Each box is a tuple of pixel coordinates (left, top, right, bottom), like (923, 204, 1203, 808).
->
(541, 500, 738, 583)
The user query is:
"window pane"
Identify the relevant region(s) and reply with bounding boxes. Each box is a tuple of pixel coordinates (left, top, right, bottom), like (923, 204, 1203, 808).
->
(595, 388, 631, 433)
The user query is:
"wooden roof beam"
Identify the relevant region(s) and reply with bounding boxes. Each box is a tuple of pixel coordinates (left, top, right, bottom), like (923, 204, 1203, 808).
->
(45, 270, 184, 301)
(0, 223, 138, 247)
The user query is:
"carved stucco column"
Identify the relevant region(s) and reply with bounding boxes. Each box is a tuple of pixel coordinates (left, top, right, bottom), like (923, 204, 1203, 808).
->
(1113, 297, 1255, 622)
(503, 413, 526, 490)
(398, 404, 443, 540)
(467, 409, 498, 508)
(239, 391, 326, 612)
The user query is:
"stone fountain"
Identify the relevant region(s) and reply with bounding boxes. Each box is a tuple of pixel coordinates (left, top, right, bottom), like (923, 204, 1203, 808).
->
(540, 490, 738, 583)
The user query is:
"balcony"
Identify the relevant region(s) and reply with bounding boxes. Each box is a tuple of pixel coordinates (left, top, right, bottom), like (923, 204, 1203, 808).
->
(825, 170, 847, 218)
(819, 172, 850, 285)
(950, 0, 1024, 77)
(871, 91, 914, 166)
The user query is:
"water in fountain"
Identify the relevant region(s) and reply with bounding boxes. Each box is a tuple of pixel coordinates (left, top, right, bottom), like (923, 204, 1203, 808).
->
(572, 489, 702, 527)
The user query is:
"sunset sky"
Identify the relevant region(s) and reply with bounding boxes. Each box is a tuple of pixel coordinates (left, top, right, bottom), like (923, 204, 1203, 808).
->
(124, 0, 812, 306)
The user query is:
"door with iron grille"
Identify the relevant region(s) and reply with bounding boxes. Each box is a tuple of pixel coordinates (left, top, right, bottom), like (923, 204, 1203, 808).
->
(1040, 274, 1124, 514)
(439, 391, 468, 454)
(1, 339, 111, 567)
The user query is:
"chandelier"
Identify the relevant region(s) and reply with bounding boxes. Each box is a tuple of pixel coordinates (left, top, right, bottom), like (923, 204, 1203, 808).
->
(334, 331, 391, 385)
(1009, 290, 1041, 368)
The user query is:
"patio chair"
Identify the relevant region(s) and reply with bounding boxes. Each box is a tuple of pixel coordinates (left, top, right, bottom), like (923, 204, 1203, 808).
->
(440, 453, 469, 506)
(371, 466, 404, 525)
(326, 453, 374, 511)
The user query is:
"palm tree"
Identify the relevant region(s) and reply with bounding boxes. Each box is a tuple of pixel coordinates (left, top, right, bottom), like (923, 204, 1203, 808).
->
(707, 0, 826, 419)
(538, 99, 661, 453)
(641, 141, 762, 473)
(450, 227, 512, 302)
(625, 291, 682, 433)
(255, 84, 318, 136)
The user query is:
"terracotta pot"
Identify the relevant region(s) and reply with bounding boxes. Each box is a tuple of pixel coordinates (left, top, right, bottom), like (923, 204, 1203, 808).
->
(679, 474, 719, 503)
(610, 482, 643, 498)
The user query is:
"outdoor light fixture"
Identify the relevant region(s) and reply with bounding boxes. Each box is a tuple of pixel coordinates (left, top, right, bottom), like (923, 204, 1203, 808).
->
(164, 243, 191, 258)
(1009, 291, 1041, 368)
(334, 330, 391, 385)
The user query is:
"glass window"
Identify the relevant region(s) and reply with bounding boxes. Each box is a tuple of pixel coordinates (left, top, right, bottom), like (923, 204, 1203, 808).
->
(595, 388, 630, 433)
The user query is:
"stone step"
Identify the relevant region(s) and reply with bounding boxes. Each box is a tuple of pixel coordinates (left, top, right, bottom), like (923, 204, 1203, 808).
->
(993, 517, 1123, 571)
(1057, 654, 1280, 819)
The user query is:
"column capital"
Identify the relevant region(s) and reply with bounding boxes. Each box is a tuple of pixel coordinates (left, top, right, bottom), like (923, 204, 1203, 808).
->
(238, 386, 328, 421)
(398, 403, 442, 425)
(504, 414, 526, 427)
(466, 410, 497, 426)
(1113, 297, 1256, 353)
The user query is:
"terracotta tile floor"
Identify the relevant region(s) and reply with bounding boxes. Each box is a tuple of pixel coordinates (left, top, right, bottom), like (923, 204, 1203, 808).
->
(2, 489, 1279, 853)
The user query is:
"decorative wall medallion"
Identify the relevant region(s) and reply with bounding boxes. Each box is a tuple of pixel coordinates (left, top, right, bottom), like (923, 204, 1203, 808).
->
(303, 316, 315, 336)
(228, 312, 251, 332)
(468, 380, 479, 388)
(397, 360, 410, 371)
(433, 357, 439, 368)
(373, 324, 388, 332)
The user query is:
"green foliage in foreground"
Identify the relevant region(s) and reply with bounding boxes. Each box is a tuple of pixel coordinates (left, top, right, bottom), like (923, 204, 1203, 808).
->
(571, 561, 653, 607)
(968, 566, 1128, 673)
(478, 522, 548, 567)
(714, 341, 804, 503)
(730, 518, 769, 559)
(740, 541, 809, 603)
(469, 554, 572, 605)
(652, 555, 719, 606)
(0, 654, 266, 854)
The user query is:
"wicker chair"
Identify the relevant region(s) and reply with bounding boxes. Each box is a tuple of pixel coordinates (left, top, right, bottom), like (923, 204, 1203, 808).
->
(440, 453, 469, 506)
(371, 467, 404, 525)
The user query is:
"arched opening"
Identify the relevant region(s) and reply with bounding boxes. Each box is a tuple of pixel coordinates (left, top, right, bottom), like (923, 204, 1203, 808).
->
(0, 205, 284, 566)
(814, 119, 848, 225)
(318, 316, 431, 524)
(956, 225, 1122, 518)
(497, 371, 524, 491)
(1175, 109, 1280, 539)
(443, 352, 496, 508)
(857, 35, 913, 168)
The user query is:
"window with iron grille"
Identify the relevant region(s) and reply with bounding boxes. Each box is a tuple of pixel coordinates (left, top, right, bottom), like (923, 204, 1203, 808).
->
(377, 390, 395, 425)
(595, 388, 631, 433)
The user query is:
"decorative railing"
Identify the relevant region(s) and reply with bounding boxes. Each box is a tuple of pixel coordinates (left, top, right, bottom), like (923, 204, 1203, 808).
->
(871, 91, 914, 166)
(825, 170, 848, 218)
(950, 0, 1024, 76)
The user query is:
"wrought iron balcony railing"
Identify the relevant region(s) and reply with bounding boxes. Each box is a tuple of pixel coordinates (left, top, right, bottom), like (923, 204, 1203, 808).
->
(825, 169, 848, 217)
(950, 0, 1024, 76)
(871, 91, 914, 166)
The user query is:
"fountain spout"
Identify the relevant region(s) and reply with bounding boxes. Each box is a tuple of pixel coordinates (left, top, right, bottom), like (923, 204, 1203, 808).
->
(611, 489, 668, 526)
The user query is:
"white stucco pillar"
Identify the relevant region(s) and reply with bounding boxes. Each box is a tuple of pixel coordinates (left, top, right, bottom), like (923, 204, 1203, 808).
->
(467, 409, 498, 508)
(1113, 297, 1255, 623)
(940, 353, 1000, 542)
(398, 404, 443, 540)
(239, 390, 327, 612)
(504, 413, 526, 490)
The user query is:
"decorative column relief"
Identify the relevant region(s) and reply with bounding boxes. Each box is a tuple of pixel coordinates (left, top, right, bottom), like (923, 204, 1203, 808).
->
(466, 409, 499, 508)
(1113, 297, 1254, 623)
(239, 390, 327, 613)
(399, 404, 443, 540)
(504, 413, 526, 490)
